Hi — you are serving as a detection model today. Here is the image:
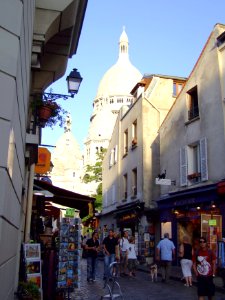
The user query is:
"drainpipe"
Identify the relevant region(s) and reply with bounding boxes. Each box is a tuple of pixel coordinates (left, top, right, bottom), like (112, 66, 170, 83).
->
(24, 163, 35, 242)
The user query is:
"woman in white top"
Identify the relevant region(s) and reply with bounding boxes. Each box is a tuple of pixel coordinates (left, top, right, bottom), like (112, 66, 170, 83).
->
(126, 236, 137, 277)
(119, 231, 129, 276)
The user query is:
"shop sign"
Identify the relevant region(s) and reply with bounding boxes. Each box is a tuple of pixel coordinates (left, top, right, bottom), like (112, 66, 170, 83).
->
(155, 178, 172, 185)
(35, 147, 51, 174)
(209, 219, 217, 226)
(65, 208, 75, 218)
(118, 213, 136, 223)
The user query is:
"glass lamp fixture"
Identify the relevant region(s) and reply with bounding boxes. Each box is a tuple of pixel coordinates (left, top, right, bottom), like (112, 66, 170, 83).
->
(66, 68, 83, 96)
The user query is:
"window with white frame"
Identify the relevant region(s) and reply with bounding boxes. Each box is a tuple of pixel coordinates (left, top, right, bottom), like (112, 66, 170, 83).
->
(109, 145, 118, 168)
(180, 137, 208, 186)
(124, 129, 128, 155)
(132, 120, 137, 146)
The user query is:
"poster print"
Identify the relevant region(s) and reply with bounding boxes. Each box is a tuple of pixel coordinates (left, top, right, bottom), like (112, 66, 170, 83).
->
(26, 260, 41, 274)
(27, 274, 42, 288)
(24, 243, 41, 260)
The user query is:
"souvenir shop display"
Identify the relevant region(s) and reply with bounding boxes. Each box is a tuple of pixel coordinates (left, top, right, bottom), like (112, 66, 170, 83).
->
(23, 243, 42, 294)
(56, 217, 81, 296)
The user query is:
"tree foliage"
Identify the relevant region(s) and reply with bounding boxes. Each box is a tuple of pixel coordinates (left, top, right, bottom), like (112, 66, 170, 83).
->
(83, 148, 107, 210)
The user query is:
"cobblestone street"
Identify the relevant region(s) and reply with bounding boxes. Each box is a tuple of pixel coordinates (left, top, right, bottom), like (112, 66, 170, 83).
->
(70, 259, 225, 300)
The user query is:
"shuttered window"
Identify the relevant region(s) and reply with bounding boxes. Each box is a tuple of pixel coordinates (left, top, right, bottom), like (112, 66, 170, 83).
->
(180, 146, 188, 186)
(200, 137, 208, 181)
(180, 138, 208, 186)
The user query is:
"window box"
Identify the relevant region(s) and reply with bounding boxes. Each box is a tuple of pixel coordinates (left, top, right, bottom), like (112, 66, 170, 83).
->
(132, 138, 137, 145)
(187, 172, 201, 180)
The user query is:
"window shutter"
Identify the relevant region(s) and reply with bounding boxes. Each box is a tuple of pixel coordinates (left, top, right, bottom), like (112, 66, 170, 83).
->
(109, 150, 113, 167)
(200, 137, 208, 181)
(114, 145, 118, 163)
(180, 146, 187, 186)
(112, 185, 115, 204)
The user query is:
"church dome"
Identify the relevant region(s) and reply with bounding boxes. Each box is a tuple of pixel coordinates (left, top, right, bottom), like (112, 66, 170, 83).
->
(95, 28, 142, 98)
(86, 107, 117, 141)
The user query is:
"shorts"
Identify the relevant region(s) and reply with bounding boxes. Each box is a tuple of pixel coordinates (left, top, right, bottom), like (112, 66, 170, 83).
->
(197, 276, 215, 297)
(127, 259, 137, 271)
(120, 251, 127, 265)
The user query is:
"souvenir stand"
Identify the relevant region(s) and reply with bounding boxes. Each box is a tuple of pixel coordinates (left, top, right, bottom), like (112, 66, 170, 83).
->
(56, 213, 81, 299)
(23, 243, 42, 297)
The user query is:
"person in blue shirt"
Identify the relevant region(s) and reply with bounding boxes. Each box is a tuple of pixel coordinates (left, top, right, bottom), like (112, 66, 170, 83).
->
(156, 232, 175, 282)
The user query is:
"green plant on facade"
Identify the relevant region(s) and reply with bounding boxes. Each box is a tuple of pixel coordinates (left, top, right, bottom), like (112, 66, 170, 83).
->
(83, 148, 107, 210)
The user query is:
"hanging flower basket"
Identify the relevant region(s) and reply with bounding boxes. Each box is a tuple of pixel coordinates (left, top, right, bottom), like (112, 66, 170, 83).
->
(37, 104, 54, 122)
(31, 95, 68, 128)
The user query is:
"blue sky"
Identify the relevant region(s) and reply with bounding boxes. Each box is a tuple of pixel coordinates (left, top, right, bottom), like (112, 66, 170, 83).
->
(42, 0, 225, 152)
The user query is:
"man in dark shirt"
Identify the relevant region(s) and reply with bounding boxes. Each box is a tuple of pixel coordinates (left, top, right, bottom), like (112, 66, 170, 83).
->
(85, 232, 100, 282)
(102, 229, 119, 279)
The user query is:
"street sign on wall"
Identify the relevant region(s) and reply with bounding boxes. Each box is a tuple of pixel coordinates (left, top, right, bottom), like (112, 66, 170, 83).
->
(155, 178, 172, 185)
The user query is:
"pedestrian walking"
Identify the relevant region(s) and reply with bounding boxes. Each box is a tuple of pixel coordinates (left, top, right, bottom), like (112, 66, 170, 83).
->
(179, 235, 193, 287)
(119, 230, 129, 276)
(126, 236, 137, 277)
(102, 229, 119, 279)
(192, 236, 216, 300)
(156, 232, 175, 282)
(85, 232, 100, 282)
(81, 235, 88, 258)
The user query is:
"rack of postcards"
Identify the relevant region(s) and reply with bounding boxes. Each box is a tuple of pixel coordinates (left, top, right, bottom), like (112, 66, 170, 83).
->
(56, 217, 81, 296)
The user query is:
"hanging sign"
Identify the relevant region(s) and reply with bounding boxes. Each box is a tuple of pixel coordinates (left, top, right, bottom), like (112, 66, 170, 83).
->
(35, 147, 51, 174)
(155, 178, 172, 185)
(209, 219, 217, 226)
(65, 208, 75, 218)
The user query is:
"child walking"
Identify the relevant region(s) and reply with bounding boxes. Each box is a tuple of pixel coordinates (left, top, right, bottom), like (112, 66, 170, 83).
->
(127, 236, 137, 277)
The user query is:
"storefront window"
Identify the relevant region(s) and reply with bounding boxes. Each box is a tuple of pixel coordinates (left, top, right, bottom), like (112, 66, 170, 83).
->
(161, 222, 172, 239)
(201, 214, 222, 253)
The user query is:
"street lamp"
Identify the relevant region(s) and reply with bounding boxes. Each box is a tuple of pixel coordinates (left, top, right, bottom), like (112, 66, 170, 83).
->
(67, 68, 83, 96)
(41, 68, 83, 101)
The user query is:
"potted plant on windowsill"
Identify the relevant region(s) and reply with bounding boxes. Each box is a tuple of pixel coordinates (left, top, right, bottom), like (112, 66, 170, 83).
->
(31, 95, 68, 128)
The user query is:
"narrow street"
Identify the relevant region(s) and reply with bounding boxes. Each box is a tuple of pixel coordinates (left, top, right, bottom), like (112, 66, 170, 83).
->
(70, 259, 225, 300)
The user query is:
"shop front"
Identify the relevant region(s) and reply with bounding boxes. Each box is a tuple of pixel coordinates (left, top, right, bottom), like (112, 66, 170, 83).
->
(114, 201, 157, 264)
(20, 179, 95, 300)
(157, 183, 225, 263)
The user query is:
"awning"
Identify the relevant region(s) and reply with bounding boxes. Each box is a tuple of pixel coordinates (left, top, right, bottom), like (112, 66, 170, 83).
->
(34, 179, 95, 218)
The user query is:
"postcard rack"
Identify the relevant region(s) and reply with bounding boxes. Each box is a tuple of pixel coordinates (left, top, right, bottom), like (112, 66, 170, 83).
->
(56, 217, 81, 299)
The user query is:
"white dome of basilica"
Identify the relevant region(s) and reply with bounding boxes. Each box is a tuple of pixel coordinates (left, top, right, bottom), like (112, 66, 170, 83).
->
(96, 28, 142, 98)
(86, 107, 117, 141)
(83, 28, 142, 168)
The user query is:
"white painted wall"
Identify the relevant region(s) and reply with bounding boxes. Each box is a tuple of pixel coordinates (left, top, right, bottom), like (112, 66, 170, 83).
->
(159, 24, 225, 196)
(0, 1, 34, 299)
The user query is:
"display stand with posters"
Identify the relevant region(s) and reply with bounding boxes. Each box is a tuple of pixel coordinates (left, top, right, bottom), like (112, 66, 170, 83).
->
(56, 216, 81, 298)
(24, 243, 42, 297)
